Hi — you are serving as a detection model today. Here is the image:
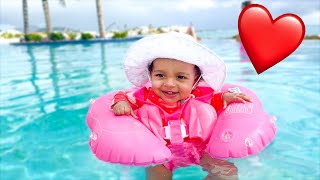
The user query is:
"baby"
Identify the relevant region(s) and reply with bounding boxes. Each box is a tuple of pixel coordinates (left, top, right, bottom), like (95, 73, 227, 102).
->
(111, 32, 251, 180)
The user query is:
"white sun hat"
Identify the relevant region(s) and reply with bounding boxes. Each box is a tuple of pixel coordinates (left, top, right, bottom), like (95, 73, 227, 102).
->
(124, 32, 226, 91)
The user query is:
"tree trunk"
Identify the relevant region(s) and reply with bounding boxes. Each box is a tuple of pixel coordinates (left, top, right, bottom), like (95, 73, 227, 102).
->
(42, 0, 52, 34)
(22, 0, 29, 34)
(96, 0, 106, 39)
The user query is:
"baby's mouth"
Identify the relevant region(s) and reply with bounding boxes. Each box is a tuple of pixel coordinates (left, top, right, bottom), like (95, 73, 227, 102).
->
(162, 90, 178, 97)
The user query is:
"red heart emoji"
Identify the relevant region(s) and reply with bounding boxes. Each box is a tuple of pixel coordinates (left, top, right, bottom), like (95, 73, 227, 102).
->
(238, 4, 305, 74)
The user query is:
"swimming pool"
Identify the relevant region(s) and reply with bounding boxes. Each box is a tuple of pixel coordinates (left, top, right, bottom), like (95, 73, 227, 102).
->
(1, 29, 319, 179)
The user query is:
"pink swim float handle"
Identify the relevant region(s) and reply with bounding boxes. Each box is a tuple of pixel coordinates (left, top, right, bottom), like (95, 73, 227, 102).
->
(206, 84, 277, 158)
(86, 84, 276, 165)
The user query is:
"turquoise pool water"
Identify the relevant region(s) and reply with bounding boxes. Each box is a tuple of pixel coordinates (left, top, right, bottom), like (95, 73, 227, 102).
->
(1, 29, 319, 179)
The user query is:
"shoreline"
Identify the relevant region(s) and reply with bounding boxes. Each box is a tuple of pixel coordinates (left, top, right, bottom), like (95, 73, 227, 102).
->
(10, 36, 143, 46)
(231, 34, 320, 40)
(1, 31, 319, 46)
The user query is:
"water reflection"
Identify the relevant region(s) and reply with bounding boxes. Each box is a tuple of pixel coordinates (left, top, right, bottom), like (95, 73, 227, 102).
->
(49, 45, 61, 111)
(27, 46, 46, 114)
(239, 42, 250, 63)
(99, 43, 110, 89)
(238, 42, 255, 82)
(24, 43, 113, 114)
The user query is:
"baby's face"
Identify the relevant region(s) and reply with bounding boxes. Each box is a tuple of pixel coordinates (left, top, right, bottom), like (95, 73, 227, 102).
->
(150, 58, 196, 103)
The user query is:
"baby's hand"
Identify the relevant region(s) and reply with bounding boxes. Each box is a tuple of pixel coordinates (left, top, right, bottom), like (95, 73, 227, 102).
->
(222, 92, 253, 107)
(112, 101, 138, 119)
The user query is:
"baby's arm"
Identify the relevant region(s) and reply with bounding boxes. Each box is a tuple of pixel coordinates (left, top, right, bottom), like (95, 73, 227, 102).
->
(210, 91, 252, 112)
(211, 92, 225, 112)
(110, 91, 138, 119)
(222, 92, 252, 107)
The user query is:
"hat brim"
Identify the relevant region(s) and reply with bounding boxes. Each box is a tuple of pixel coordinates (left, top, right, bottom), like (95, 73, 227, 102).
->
(124, 32, 226, 91)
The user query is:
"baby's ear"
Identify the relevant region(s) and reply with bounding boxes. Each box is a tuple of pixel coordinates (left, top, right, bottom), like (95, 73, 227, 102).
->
(147, 72, 152, 82)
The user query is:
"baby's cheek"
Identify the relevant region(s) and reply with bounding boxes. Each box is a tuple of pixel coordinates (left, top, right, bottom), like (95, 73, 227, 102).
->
(151, 81, 162, 88)
(181, 88, 193, 98)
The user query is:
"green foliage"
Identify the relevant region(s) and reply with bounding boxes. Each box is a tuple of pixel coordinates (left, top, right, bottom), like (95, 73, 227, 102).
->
(49, 32, 64, 41)
(156, 28, 162, 33)
(6, 33, 13, 38)
(14, 34, 23, 38)
(112, 31, 128, 39)
(68, 33, 77, 40)
(0, 33, 23, 39)
(304, 35, 320, 40)
(24, 33, 43, 42)
(81, 33, 94, 40)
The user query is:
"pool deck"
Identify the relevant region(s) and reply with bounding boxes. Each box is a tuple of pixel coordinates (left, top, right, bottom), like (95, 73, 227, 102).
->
(11, 36, 144, 46)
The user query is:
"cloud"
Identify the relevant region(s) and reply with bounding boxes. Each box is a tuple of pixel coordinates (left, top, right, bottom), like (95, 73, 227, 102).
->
(1, 0, 319, 31)
(216, 0, 239, 8)
(175, 0, 216, 12)
(0, 24, 17, 31)
(302, 10, 320, 25)
(269, 1, 288, 9)
(106, 0, 151, 14)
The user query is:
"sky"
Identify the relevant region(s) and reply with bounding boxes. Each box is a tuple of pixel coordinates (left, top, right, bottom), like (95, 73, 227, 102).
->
(0, 0, 319, 32)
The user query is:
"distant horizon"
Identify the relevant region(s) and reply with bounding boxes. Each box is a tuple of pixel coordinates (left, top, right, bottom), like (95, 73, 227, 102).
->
(1, 0, 319, 32)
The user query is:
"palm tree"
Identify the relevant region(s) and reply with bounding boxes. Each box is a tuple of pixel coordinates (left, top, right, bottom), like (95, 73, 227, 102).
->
(22, 0, 29, 34)
(41, 0, 51, 34)
(41, 0, 66, 34)
(95, 0, 106, 39)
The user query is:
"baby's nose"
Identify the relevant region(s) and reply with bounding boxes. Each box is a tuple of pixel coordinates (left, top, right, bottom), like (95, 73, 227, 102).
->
(164, 78, 176, 87)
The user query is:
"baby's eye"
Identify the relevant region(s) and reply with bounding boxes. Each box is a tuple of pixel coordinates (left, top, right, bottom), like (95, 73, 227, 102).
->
(177, 75, 186, 79)
(155, 74, 164, 78)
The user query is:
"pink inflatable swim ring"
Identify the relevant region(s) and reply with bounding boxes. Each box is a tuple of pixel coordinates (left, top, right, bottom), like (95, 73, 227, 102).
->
(206, 84, 277, 158)
(86, 84, 276, 166)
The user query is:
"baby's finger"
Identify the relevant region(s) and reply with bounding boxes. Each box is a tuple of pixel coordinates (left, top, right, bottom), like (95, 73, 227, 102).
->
(233, 97, 246, 103)
(124, 106, 131, 115)
(237, 93, 253, 102)
(113, 108, 121, 115)
(223, 100, 227, 108)
(239, 98, 247, 103)
(119, 106, 126, 115)
(243, 95, 253, 102)
(130, 109, 138, 119)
